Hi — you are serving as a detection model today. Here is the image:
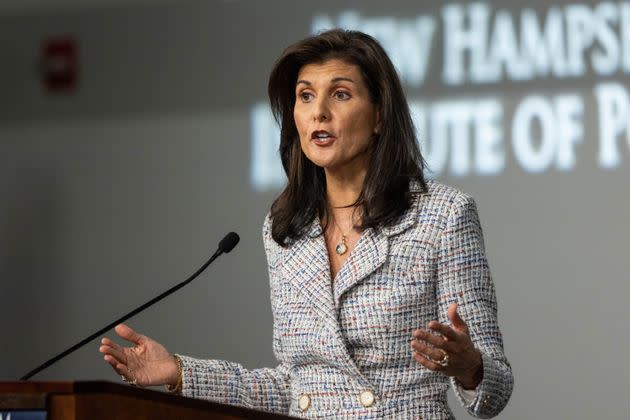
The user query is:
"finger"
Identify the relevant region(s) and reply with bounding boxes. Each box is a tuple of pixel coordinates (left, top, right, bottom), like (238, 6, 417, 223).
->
(101, 337, 123, 352)
(114, 324, 144, 346)
(410, 339, 447, 362)
(118, 363, 139, 385)
(412, 329, 454, 352)
(412, 350, 446, 372)
(104, 354, 134, 381)
(448, 303, 468, 333)
(115, 361, 131, 377)
(427, 321, 459, 341)
(99, 344, 128, 364)
(103, 354, 125, 371)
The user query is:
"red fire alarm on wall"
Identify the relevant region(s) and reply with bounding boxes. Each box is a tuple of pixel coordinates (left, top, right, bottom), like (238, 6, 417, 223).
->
(41, 36, 79, 93)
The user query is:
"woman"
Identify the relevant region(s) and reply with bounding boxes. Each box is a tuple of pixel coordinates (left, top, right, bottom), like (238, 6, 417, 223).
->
(100, 29, 513, 419)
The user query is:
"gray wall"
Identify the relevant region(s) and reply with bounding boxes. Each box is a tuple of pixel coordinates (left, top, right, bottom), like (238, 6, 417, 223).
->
(1, 1, 629, 419)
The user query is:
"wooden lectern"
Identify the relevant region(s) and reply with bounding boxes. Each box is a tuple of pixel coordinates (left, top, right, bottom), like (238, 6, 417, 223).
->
(0, 381, 296, 419)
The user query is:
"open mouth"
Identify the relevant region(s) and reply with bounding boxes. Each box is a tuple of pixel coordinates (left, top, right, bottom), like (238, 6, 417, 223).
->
(311, 130, 336, 145)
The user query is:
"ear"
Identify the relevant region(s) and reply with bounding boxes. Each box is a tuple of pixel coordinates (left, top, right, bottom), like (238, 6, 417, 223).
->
(373, 110, 382, 135)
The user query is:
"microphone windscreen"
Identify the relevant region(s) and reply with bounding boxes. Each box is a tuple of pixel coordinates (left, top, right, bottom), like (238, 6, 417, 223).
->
(218, 232, 240, 253)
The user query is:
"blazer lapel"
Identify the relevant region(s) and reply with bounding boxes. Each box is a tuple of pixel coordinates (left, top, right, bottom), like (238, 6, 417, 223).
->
(333, 227, 388, 306)
(334, 183, 424, 306)
(278, 220, 338, 331)
(277, 219, 377, 386)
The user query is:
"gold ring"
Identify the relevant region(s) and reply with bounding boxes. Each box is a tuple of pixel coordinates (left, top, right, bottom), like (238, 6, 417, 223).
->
(437, 351, 449, 368)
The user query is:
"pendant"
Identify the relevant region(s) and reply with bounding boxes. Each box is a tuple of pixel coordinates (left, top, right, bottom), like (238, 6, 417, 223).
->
(335, 235, 348, 255)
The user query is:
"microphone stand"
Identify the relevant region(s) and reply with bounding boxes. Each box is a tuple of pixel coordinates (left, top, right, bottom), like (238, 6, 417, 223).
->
(21, 232, 239, 380)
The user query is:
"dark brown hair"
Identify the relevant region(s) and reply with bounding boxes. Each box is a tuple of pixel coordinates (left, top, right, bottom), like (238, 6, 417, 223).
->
(268, 29, 427, 246)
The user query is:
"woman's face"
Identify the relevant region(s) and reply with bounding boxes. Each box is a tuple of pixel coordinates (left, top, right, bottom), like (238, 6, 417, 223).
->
(293, 59, 380, 174)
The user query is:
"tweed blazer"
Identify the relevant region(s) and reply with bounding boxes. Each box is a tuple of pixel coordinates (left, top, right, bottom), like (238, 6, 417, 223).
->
(178, 181, 513, 419)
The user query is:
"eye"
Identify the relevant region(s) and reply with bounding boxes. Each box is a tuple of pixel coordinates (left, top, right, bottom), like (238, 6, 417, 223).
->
(299, 91, 314, 102)
(333, 90, 351, 100)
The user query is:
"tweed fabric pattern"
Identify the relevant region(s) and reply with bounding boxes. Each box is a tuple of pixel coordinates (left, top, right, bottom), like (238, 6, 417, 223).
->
(179, 181, 513, 418)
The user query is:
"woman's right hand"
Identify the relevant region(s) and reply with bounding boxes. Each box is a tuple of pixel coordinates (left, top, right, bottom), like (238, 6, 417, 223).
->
(99, 323, 179, 388)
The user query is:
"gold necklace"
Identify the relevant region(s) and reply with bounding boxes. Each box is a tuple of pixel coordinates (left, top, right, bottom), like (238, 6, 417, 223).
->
(332, 216, 352, 255)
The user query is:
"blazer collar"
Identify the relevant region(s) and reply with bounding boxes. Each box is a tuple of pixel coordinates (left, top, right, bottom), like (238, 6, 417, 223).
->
(333, 181, 425, 303)
(378, 179, 425, 237)
(332, 226, 388, 305)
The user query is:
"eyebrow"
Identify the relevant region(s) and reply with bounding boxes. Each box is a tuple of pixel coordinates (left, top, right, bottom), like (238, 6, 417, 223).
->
(296, 77, 356, 86)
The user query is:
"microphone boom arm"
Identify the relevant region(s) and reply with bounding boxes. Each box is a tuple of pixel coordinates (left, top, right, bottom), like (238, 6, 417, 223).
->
(20, 231, 239, 381)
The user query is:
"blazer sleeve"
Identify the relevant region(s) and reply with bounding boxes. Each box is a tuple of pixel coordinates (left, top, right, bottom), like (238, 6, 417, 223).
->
(178, 356, 290, 413)
(176, 215, 291, 414)
(436, 193, 514, 418)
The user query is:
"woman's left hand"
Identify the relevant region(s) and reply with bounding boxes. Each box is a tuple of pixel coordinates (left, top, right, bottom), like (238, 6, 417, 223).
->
(410, 303, 483, 389)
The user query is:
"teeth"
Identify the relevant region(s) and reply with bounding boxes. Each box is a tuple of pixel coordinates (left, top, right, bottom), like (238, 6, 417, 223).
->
(316, 133, 330, 138)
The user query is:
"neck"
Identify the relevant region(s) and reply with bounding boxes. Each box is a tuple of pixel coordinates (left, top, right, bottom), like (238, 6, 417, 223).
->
(324, 164, 367, 208)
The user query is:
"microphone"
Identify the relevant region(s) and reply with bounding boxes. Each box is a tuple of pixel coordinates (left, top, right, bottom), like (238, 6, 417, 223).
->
(20, 232, 240, 381)
(218, 232, 239, 253)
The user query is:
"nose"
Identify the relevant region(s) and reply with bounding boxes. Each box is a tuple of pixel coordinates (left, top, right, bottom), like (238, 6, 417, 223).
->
(313, 97, 330, 122)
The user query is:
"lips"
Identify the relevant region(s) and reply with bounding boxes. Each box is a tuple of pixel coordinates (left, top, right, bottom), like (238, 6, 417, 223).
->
(311, 130, 336, 145)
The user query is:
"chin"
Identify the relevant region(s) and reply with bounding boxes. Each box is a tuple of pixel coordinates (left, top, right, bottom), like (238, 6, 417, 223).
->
(308, 159, 335, 170)
(303, 152, 337, 169)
